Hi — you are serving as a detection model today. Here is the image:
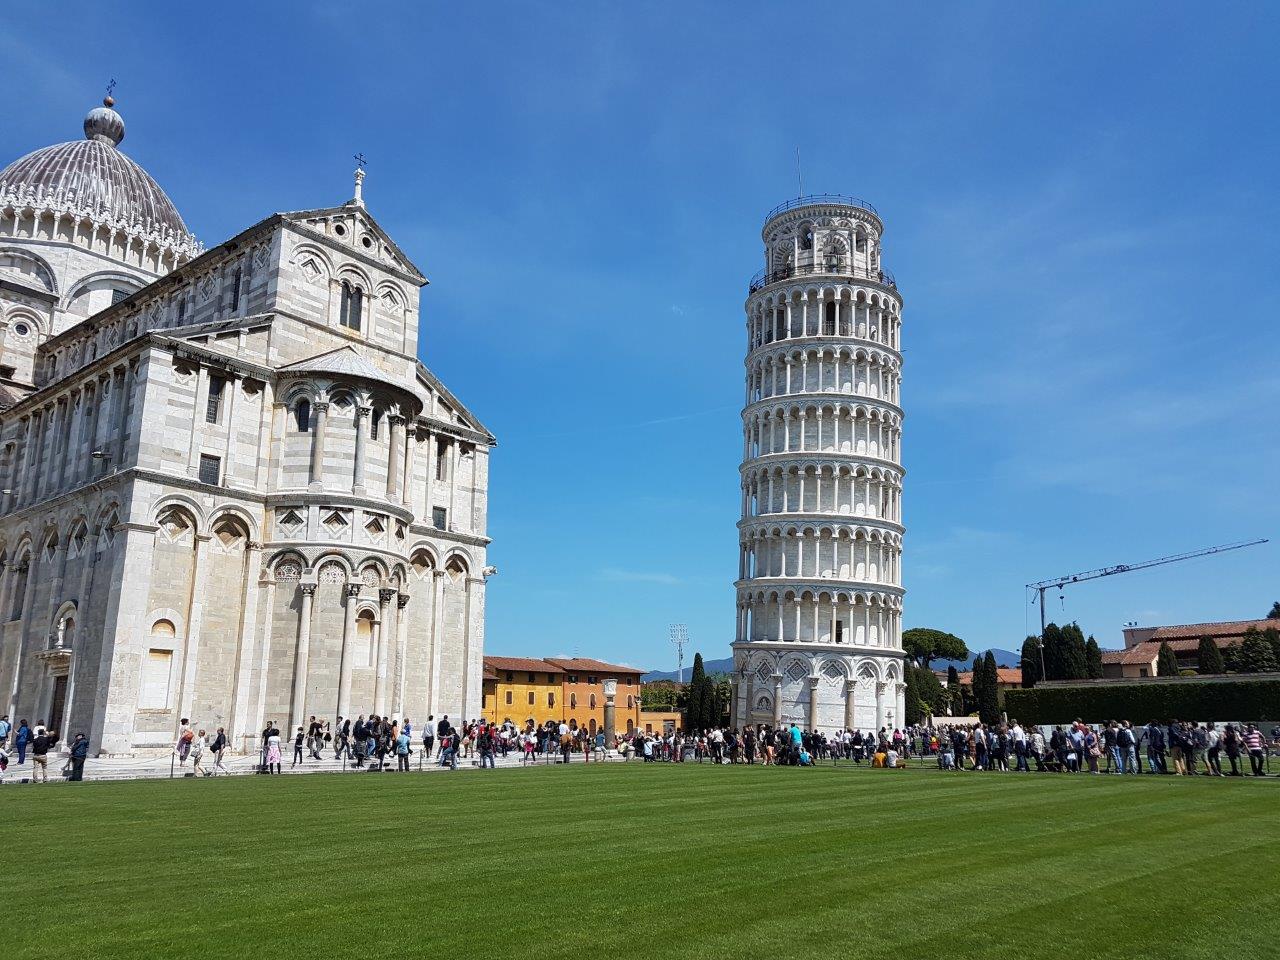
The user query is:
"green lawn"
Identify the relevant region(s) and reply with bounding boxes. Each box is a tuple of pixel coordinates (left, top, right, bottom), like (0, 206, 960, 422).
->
(3, 763, 1277, 960)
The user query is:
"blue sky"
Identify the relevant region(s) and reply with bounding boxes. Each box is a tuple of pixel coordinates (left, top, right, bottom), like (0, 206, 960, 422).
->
(6, 4, 1278, 670)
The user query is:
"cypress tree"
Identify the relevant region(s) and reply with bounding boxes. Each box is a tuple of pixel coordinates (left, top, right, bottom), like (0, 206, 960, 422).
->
(903, 666, 925, 725)
(1041, 623, 1065, 680)
(1197, 636, 1225, 674)
(1061, 623, 1089, 680)
(1237, 629, 1279, 674)
(1156, 641, 1180, 677)
(1020, 635, 1042, 688)
(1264, 627, 1280, 667)
(1085, 636, 1104, 679)
(978, 651, 1000, 724)
(683, 653, 708, 732)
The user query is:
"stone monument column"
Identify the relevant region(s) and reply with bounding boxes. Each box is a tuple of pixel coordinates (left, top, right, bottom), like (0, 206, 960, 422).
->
(602, 678, 617, 748)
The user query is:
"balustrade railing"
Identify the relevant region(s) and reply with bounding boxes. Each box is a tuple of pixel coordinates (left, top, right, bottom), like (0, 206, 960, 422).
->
(749, 261, 896, 295)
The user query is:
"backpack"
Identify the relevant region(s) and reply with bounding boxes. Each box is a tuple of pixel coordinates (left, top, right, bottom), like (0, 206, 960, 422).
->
(181, 729, 195, 743)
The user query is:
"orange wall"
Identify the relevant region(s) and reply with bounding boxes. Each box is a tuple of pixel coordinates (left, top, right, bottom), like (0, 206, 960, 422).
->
(482, 673, 562, 727)
(560, 674, 642, 735)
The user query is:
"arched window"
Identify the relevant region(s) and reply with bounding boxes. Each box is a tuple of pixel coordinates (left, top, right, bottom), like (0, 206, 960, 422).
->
(370, 408, 381, 441)
(824, 301, 836, 335)
(340, 281, 363, 331)
(627, 695, 635, 709)
(294, 399, 311, 432)
(356, 610, 375, 667)
(141, 620, 176, 708)
(589, 694, 597, 709)
(9, 558, 29, 620)
(570, 693, 577, 710)
(800, 228, 814, 251)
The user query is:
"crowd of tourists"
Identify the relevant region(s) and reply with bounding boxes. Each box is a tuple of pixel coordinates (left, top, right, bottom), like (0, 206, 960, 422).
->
(2, 708, 1276, 782)
(910, 719, 1276, 776)
(0, 715, 90, 783)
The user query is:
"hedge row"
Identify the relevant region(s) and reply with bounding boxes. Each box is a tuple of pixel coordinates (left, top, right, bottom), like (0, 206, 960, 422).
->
(1003, 678, 1280, 725)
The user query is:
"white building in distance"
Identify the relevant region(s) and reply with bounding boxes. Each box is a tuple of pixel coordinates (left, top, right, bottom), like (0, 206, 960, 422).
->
(732, 195, 905, 734)
(0, 96, 494, 755)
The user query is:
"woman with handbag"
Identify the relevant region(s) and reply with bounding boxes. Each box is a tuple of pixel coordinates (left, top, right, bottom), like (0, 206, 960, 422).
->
(1084, 726, 1100, 774)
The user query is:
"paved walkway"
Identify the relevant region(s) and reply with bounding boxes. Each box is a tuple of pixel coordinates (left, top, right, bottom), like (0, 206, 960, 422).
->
(1, 749, 629, 784)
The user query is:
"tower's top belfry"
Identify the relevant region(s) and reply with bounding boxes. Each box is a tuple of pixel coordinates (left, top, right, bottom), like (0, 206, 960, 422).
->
(751, 195, 893, 299)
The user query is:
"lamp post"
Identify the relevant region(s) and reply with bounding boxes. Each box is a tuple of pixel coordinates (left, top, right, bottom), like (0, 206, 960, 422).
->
(603, 678, 617, 749)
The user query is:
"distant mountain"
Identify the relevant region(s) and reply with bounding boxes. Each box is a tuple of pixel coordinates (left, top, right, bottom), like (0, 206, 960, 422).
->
(643, 648, 1020, 682)
(933, 648, 1021, 672)
(643, 656, 734, 682)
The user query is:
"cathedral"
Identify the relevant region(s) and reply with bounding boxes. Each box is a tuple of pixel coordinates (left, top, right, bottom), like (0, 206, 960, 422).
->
(0, 96, 494, 756)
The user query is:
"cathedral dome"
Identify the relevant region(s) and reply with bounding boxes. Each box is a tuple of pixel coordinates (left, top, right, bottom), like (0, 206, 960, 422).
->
(0, 97, 198, 255)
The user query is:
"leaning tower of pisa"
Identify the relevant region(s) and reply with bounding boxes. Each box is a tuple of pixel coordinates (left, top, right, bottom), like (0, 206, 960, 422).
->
(731, 195, 906, 735)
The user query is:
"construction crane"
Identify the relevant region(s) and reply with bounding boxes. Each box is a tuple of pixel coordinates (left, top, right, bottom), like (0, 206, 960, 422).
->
(1026, 538, 1269, 679)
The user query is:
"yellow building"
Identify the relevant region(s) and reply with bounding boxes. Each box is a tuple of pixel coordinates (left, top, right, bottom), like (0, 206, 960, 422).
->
(482, 657, 565, 727)
(481, 656, 645, 736)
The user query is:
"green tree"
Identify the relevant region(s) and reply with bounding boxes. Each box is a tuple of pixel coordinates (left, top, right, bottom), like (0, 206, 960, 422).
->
(977, 651, 1001, 724)
(682, 653, 713, 732)
(1061, 624, 1089, 680)
(901, 628, 969, 667)
(1222, 642, 1242, 672)
(1197, 637, 1225, 674)
(903, 666, 927, 726)
(1040, 623, 1066, 680)
(1085, 636, 1104, 679)
(708, 676, 733, 726)
(947, 665, 961, 711)
(1020, 635, 1042, 688)
(1267, 601, 1280, 619)
(1156, 641, 1180, 677)
(640, 680, 681, 710)
(1237, 628, 1280, 674)
(1264, 627, 1280, 666)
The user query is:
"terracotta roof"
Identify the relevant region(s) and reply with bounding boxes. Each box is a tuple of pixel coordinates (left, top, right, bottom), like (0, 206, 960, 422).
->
(1146, 619, 1278, 641)
(544, 657, 643, 676)
(1105, 629, 1269, 667)
(951, 668, 1023, 686)
(482, 665, 498, 681)
(483, 656, 563, 675)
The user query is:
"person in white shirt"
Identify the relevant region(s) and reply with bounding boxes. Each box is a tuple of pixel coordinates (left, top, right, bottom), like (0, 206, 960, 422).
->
(191, 729, 208, 777)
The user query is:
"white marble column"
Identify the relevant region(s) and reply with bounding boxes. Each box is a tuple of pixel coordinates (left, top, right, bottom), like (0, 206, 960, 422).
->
(176, 533, 213, 725)
(336, 583, 359, 719)
(308, 401, 329, 489)
(228, 541, 263, 742)
(393, 592, 410, 717)
(375, 587, 394, 714)
(290, 583, 316, 731)
(352, 406, 370, 494)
